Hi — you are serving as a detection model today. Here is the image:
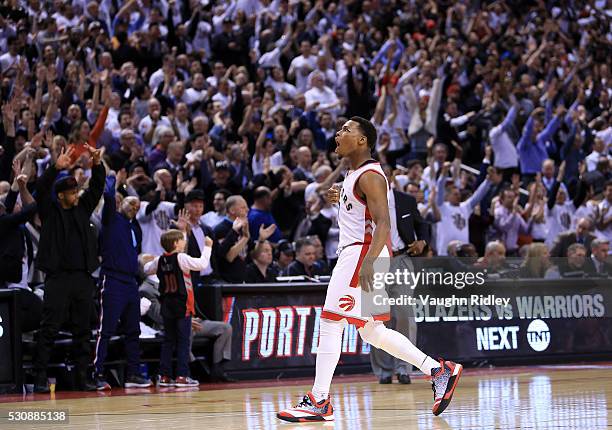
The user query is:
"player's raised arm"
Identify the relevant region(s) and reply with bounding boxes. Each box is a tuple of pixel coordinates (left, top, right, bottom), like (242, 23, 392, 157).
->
(356, 171, 390, 292)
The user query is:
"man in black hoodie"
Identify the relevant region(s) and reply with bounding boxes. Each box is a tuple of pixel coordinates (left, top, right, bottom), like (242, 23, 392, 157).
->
(33, 145, 104, 393)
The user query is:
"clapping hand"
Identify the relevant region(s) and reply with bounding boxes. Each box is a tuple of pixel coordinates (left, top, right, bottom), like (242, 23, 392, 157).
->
(259, 224, 277, 241)
(232, 217, 245, 233)
(407, 240, 426, 256)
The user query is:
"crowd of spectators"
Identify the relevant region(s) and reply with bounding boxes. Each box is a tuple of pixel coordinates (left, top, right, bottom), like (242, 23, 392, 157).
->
(0, 0, 611, 342)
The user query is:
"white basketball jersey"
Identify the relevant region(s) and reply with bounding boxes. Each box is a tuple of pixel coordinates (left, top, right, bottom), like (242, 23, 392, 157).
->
(337, 161, 388, 249)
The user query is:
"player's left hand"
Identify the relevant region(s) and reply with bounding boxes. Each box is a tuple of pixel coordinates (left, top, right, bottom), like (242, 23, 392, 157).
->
(359, 258, 375, 292)
(407, 240, 425, 256)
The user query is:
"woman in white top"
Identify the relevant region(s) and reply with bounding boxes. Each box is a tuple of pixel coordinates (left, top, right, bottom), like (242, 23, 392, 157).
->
(524, 178, 548, 242)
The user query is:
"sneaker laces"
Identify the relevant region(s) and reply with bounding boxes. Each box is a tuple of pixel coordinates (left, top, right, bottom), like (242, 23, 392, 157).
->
(425, 359, 446, 381)
(295, 395, 314, 408)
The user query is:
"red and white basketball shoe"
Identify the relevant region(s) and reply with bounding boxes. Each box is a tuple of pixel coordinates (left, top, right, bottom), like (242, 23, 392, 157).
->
(277, 391, 335, 422)
(429, 359, 463, 416)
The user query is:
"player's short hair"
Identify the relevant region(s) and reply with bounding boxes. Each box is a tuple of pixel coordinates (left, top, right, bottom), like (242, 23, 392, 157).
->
(350, 116, 377, 149)
(161, 229, 185, 253)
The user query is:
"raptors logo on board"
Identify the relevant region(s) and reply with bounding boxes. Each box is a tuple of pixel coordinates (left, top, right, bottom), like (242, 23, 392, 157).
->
(339, 295, 356, 312)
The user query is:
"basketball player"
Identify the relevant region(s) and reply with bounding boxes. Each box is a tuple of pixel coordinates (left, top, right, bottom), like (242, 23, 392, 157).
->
(277, 117, 462, 422)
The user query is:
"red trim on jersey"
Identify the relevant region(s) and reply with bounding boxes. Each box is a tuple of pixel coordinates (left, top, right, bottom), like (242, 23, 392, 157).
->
(364, 207, 373, 243)
(186, 286, 195, 316)
(352, 168, 386, 205)
(321, 309, 391, 328)
(349, 243, 370, 288)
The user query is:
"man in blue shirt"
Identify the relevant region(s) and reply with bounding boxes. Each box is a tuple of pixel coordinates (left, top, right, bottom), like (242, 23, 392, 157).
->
(93, 173, 152, 390)
(248, 186, 282, 243)
(517, 104, 566, 180)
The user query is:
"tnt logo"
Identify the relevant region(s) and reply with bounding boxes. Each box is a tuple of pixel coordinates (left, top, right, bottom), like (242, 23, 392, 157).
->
(526, 319, 550, 352)
(339, 295, 355, 312)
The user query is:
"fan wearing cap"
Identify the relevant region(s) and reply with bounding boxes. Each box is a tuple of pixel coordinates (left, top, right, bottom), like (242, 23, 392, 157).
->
(92, 172, 152, 391)
(33, 144, 105, 393)
(181, 189, 219, 286)
(202, 160, 241, 209)
(275, 239, 295, 272)
(175, 189, 235, 382)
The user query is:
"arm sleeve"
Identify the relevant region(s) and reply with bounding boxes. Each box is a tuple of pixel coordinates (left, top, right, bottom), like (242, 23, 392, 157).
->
(35, 165, 59, 218)
(143, 290, 164, 327)
(494, 207, 517, 231)
(217, 227, 239, 256)
(572, 179, 587, 209)
(0, 203, 38, 232)
(466, 179, 491, 211)
(449, 113, 471, 127)
(560, 123, 576, 161)
(143, 257, 160, 275)
(476, 159, 490, 186)
(90, 106, 110, 147)
(396, 66, 419, 88)
(101, 175, 117, 225)
(371, 40, 390, 66)
(436, 174, 446, 207)
(548, 180, 560, 210)
(549, 236, 564, 258)
(3, 189, 18, 214)
(144, 191, 162, 216)
(405, 84, 417, 113)
(177, 247, 212, 271)
(425, 78, 443, 134)
(79, 163, 106, 215)
(538, 115, 561, 144)
(501, 105, 518, 132)
(411, 197, 431, 243)
(517, 116, 534, 153)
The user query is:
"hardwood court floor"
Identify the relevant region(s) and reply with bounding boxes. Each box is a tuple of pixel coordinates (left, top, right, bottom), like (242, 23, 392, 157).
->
(1, 363, 611, 430)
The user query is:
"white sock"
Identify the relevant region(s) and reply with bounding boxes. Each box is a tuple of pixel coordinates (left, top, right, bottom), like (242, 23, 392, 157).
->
(311, 318, 346, 402)
(359, 321, 440, 375)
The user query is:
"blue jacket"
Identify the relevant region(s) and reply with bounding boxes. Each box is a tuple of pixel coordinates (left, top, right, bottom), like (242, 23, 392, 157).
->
(100, 176, 142, 284)
(248, 208, 282, 243)
(517, 115, 561, 174)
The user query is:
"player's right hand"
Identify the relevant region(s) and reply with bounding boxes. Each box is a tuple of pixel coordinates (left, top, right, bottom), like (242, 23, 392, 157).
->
(326, 185, 341, 204)
(359, 258, 375, 293)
